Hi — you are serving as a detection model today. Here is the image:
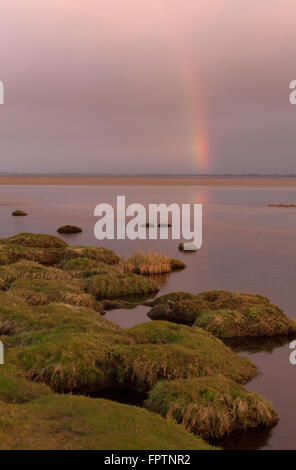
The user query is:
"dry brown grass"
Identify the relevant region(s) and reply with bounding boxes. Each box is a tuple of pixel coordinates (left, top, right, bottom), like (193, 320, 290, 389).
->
(145, 375, 278, 440)
(121, 251, 185, 275)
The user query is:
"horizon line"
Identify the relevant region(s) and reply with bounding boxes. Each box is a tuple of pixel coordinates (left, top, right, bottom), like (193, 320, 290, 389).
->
(1, 172, 296, 178)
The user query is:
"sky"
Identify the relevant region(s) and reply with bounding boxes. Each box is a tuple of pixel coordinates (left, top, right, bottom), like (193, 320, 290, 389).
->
(0, 0, 295, 175)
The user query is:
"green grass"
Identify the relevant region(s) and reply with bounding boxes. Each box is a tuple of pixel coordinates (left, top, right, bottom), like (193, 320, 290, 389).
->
(144, 375, 278, 440)
(0, 233, 67, 248)
(0, 293, 256, 394)
(0, 394, 215, 450)
(0, 261, 72, 289)
(194, 291, 296, 338)
(126, 321, 257, 387)
(0, 233, 281, 449)
(64, 245, 120, 265)
(62, 257, 99, 272)
(62, 257, 117, 279)
(147, 290, 296, 338)
(0, 244, 65, 266)
(9, 278, 101, 311)
(0, 364, 50, 404)
(148, 300, 201, 325)
(86, 271, 159, 300)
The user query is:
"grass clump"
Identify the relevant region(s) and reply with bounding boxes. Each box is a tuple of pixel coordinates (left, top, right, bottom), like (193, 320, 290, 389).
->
(0, 301, 109, 339)
(12, 210, 27, 217)
(124, 321, 257, 389)
(0, 244, 65, 266)
(57, 225, 82, 234)
(0, 261, 72, 288)
(0, 299, 128, 392)
(9, 278, 101, 311)
(86, 271, 159, 300)
(63, 257, 98, 272)
(0, 293, 255, 394)
(0, 232, 67, 249)
(64, 245, 120, 265)
(62, 258, 113, 279)
(0, 394, 214, 450)
(122, 251, 185, 275)
(194, 291, 296, 338)
(0, 245, 10, 266)
(144, 375, 278, 440)
(148, 300, 201, 326)
(147, 290, 296, 338)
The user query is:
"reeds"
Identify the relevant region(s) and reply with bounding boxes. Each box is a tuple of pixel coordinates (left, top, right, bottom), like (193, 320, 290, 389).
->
(121, 251, 185, 275)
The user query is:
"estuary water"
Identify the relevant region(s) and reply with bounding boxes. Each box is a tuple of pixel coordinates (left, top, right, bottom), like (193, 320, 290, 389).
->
(0, 183, 296, 450)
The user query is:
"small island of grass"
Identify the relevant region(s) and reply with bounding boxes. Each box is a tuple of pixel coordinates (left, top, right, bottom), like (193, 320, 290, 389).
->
(12, 210, 28, 217)
(147, 290, 296, 338)
(57, 225, 82, 234)
(144, 375, 278, 440)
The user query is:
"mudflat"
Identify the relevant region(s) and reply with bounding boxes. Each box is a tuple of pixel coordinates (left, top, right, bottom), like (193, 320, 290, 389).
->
(0, 176, 296, 186)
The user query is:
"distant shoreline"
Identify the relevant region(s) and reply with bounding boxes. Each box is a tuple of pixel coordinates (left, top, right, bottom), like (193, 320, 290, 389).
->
(0, 176, 296, 186)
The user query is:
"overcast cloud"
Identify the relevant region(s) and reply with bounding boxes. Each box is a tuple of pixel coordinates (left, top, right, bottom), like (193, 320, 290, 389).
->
(0, 0, 295, 174)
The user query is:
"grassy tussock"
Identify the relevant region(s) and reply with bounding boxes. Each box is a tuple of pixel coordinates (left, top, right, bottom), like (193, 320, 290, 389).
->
(64, 245, 120, 265)
(0, 233, 67, 249)
(194, 290, 296, 338)
(0, 301, 113, 339)
(144, 375, 278, 440)
(0, 244, 65, 266)
(0, 261, 72, 288)
(147, 290, 296, 338)
(0, 293, 255, 393)
(12, 210, 27, 216)
(62, 257, 114, 279)
(121, 251, 185, 275)
(57, 225, 82, 234)
(86, 271, 159, 300)
(148, 300, 200, 326)
(8, 278, 102, 311)
(126, 322, 257, 388)
(0, 394, 214, 450)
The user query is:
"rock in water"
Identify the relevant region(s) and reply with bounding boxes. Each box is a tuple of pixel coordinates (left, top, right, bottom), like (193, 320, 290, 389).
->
(12, 210, 27, 217)
(57, 225, 82, 234)
(178, 242, 197, 252)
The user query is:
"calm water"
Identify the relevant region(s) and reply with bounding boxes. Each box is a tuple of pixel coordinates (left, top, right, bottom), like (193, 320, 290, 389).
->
(1, 184, 296, 450)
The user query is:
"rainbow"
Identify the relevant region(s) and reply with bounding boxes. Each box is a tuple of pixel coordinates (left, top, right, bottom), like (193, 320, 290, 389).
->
(179, 49, 210, 172)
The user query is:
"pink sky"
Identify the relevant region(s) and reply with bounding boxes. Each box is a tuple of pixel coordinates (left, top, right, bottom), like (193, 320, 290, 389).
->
(0, 0, 295, 174)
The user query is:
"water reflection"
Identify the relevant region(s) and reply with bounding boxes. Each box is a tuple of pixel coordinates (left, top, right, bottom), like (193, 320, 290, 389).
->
(215, 424, 277, 450)
(224, 335, 294, 354)
(104, 305, 151, 328)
